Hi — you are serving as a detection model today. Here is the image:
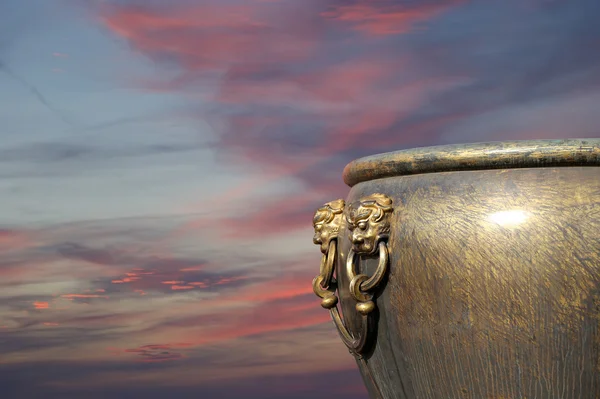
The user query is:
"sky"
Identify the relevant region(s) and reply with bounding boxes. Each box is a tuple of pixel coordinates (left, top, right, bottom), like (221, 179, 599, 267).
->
(0, 0, 599, 398)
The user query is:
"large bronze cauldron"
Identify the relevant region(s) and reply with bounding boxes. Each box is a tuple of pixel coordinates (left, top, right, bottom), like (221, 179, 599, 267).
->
(312, 139, 600, 398)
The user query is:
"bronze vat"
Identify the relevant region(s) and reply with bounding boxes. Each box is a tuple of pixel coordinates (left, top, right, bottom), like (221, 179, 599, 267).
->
(312, 139, 600, 398)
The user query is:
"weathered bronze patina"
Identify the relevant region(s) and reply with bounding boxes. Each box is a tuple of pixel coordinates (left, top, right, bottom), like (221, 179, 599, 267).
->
(312, 139, 600, 398)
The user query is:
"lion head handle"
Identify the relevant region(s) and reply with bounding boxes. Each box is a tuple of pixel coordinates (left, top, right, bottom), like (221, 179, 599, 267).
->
(313, 199, 346, 254)
(346, 193, 393, 255)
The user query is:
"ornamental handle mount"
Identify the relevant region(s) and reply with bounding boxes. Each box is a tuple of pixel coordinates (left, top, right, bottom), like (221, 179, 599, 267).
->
(312, 194, 393, 357)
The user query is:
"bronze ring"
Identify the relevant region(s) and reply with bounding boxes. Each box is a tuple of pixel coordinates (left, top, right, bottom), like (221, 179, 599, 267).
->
(320, 240, 336, 289)
(350, 274, 372, 303)
(360, 241, 388, 292)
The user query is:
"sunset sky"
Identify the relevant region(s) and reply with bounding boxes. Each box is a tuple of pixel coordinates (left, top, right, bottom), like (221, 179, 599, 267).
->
(1, 0, 599, 397)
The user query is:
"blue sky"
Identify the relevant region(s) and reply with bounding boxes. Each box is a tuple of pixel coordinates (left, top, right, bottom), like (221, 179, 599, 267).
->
(1, 0, 599, 398)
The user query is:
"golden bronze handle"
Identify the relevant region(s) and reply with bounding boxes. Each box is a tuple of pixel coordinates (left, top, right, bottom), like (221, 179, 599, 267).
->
(312, 195, 393, 357)
(344, 193, 393, 321)
(312, 239, 371, 354)
(346, 241, 389, 315)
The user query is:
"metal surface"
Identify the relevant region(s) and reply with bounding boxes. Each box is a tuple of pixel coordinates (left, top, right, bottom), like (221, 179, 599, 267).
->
(343, 138, 600, 187)
(312, 139, 600, 398)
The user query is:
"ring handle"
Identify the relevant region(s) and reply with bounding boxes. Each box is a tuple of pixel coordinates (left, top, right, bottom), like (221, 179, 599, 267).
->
(347, 241, 388, 303)
(312, 195, 393, 357)
(312, 240, 371, 354)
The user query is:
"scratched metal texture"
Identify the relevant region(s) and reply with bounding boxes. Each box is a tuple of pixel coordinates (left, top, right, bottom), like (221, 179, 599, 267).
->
(336, 166, 600, 399)
(343, 139, 600, 187)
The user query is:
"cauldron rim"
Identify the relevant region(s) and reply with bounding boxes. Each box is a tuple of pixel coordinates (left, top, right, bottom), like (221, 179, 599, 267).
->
(343, 138, 600, 187)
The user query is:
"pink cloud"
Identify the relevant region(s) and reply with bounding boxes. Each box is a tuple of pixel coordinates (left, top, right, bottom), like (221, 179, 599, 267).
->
(171, 285, 194, 290)
(214, 276, 247, 285)
(0, 229, 32, 253)
(179, 265, 204, 272)
(218, 194, 317, 239)
(94, 1, 472, 247)
(61, 294, 109, 299)
(33, 301, 49, 309)
(322, 0, 467, 36)
(180, 301, 331, 347)
(110, 260, 330, 349)
(99, 2, 321, 79)
(95, 2, 473, 247)
(182, 265, 319, 311)
(117, 343, 195, 363)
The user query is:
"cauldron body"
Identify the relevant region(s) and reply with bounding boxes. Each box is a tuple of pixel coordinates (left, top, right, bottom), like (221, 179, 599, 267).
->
(316, 140, 600, 398)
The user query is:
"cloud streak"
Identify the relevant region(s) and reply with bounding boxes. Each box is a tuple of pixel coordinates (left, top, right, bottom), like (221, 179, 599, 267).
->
(0, 61, 78, 128)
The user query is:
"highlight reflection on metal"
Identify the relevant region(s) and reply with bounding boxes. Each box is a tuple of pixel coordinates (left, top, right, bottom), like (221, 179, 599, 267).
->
(488, 209, 529, 227)
(312, 196, 392, 357)
(311, 139, 600, 399)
